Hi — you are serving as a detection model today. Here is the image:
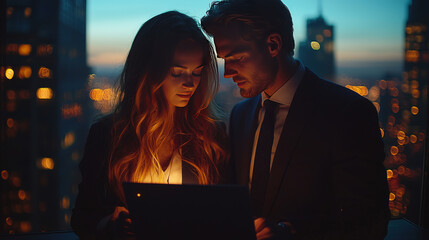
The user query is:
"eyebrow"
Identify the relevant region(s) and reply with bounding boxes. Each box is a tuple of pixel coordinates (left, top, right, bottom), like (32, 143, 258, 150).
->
(217, 46, 250, 59)
(173, 64, 204, 69)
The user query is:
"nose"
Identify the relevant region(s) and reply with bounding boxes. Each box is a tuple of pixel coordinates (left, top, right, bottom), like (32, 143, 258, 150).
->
(223, 61, 238, 79)
(182, 74, 195, 89)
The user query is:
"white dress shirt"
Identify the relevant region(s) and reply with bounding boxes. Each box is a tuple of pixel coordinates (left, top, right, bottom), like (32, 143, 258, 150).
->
(140, 150, 182, 184)
(249, 61, 305, 187)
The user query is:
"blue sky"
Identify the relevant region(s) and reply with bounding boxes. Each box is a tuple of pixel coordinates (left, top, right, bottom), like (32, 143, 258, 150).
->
(87, 0, 411, 78)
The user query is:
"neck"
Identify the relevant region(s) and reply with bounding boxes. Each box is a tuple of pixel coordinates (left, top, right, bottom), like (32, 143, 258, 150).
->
(264, 56, 298, 97)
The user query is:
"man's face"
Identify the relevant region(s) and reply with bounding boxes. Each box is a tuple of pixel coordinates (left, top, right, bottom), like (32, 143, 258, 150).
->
(214, 27, 277, 98)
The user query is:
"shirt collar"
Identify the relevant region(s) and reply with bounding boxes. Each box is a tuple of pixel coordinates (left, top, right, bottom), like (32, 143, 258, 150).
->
(261, 60, 305, 106)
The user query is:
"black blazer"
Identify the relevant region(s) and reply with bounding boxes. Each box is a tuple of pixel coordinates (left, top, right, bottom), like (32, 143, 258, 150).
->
(229, 68, 390, 239)
(71, 116, 226, 239)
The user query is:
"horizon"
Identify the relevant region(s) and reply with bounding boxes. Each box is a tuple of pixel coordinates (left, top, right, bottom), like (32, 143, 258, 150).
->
(87, 0, 410, 80)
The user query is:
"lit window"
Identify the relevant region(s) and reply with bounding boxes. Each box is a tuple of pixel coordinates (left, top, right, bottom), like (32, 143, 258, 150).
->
(62, 131, 75, 148)
(397, 131, 406, 140)
(19, 90, 31, 100)
(323, 29, 331, 37)
(7, 7, 13, 17)
(390, 88, 399, 97)
(406, 26, 412, 34)
(20, 221, 31, 233)
(6, 44, 18, 54)
(102, 88, 113, 101)
(18, 44, 32, 56)
(368, 86, 380, 101)
(5, 68, 14, 79)
(37, 45, 53, 56)
(411, 89, 420, 99)
(89, 88, 103, 101)
(24, 7, 32, 18)
(389, 193, 396, 201)
(40, 158, 54, 170)
(36, 88, 54, 100)
(310, 41, 320, 51)
(390, 146, 399, 156)
(6, 90, 16, 100)
(18, 66, 32, 79)
(5, 217, 13, 226)
(379, 80, 387, 90)
(386, 169, 393, 179)
(6, 118, 15, 128)
(1, 170, 8, 180)
(38, 67, 52, 78)
(18, 190, 26, 200)
(411, 106, 419, 115)
(61, 196, 70, 209)
(406, 50, 419, 62)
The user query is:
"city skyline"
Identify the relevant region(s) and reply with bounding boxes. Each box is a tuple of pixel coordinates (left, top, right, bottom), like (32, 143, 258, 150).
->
(88, 0, 410, 79)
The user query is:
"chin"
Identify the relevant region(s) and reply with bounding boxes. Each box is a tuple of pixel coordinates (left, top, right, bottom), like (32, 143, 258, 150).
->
(175, 102, 190, 108)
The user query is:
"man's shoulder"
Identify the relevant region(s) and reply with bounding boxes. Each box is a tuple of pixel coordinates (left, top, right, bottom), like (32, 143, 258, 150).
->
(304, 69, 369, 105)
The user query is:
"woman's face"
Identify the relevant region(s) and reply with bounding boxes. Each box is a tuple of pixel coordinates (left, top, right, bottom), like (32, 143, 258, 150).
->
(162, 39, 204, 111)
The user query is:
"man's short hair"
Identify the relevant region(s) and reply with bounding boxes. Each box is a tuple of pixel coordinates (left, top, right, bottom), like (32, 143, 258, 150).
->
(201, 0, 295, 55)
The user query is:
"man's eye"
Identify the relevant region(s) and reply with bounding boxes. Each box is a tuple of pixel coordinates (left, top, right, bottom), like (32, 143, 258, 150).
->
(230, 56, 244, 63)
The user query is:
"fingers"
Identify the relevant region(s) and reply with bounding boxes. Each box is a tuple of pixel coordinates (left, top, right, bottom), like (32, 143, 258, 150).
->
(110, 206, 135, 239)
(256, 226, 274, 240)
(254, 218, 275, 240)
(254, 218, 267, 233)
(112, 206, 130, 220)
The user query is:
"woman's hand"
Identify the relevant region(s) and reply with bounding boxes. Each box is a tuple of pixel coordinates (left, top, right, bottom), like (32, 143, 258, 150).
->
(110, 206, 135, 240)
(97, 206, 135, 240)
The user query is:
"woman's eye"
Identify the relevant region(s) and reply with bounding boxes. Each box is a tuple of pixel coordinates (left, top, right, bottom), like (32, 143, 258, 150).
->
(192, 71, 202, 77)
(171, 69, 182, 77)
(192, 67, 203, 77)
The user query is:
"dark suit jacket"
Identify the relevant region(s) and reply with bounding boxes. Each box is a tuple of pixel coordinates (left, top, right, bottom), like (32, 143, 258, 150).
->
(71, 115, 226, 239)
(229, 68, 390, 239)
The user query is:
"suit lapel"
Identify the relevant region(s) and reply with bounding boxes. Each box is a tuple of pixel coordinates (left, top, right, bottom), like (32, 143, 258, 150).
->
(236, 95, 261, 185)
(262, 69, 319, 216)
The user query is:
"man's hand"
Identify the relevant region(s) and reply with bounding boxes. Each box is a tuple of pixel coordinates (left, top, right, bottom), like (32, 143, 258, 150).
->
(254, 218, 275, 239)
(254, 218, 296, 240)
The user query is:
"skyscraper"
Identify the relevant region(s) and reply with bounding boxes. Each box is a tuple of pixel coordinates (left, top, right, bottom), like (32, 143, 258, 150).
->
(297, 9, 335, 82)
(0, 0, 89, 233)
(403, 0, 429, 225)
(378, 0, 429, 225)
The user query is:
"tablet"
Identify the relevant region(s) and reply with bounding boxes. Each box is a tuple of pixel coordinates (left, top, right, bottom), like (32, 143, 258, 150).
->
(123, 182, 256, 240)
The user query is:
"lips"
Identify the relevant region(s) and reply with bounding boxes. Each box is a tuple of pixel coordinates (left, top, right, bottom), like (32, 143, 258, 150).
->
(177, 92, 193, 98)
(234, 81, 246, 88)
(233, 77, 247, 88)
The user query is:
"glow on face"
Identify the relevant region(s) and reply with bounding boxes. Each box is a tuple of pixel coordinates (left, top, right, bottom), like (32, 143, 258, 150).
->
(162, 39, 204, 110)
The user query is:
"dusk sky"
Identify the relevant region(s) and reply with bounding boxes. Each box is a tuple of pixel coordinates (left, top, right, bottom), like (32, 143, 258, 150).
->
(87, 0, 411, 79)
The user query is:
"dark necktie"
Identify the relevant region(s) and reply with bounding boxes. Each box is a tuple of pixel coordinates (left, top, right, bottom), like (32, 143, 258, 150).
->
(251, 99, 278, 217)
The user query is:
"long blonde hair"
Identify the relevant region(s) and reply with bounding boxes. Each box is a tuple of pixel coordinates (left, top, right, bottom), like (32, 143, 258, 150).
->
(108, 11, 227, 202)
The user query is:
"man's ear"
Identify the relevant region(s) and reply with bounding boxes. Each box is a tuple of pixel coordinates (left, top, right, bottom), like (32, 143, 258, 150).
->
(266, 33, 282, 57)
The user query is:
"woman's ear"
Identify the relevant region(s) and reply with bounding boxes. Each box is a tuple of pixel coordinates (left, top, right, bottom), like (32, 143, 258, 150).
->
(266, 33, 282, 57)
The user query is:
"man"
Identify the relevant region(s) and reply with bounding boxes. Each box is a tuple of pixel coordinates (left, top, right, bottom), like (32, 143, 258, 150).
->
(201, 0, 390, 239)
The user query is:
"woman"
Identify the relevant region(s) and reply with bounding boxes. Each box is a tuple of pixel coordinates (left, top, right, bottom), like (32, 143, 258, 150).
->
(71, 11, 228, 239)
